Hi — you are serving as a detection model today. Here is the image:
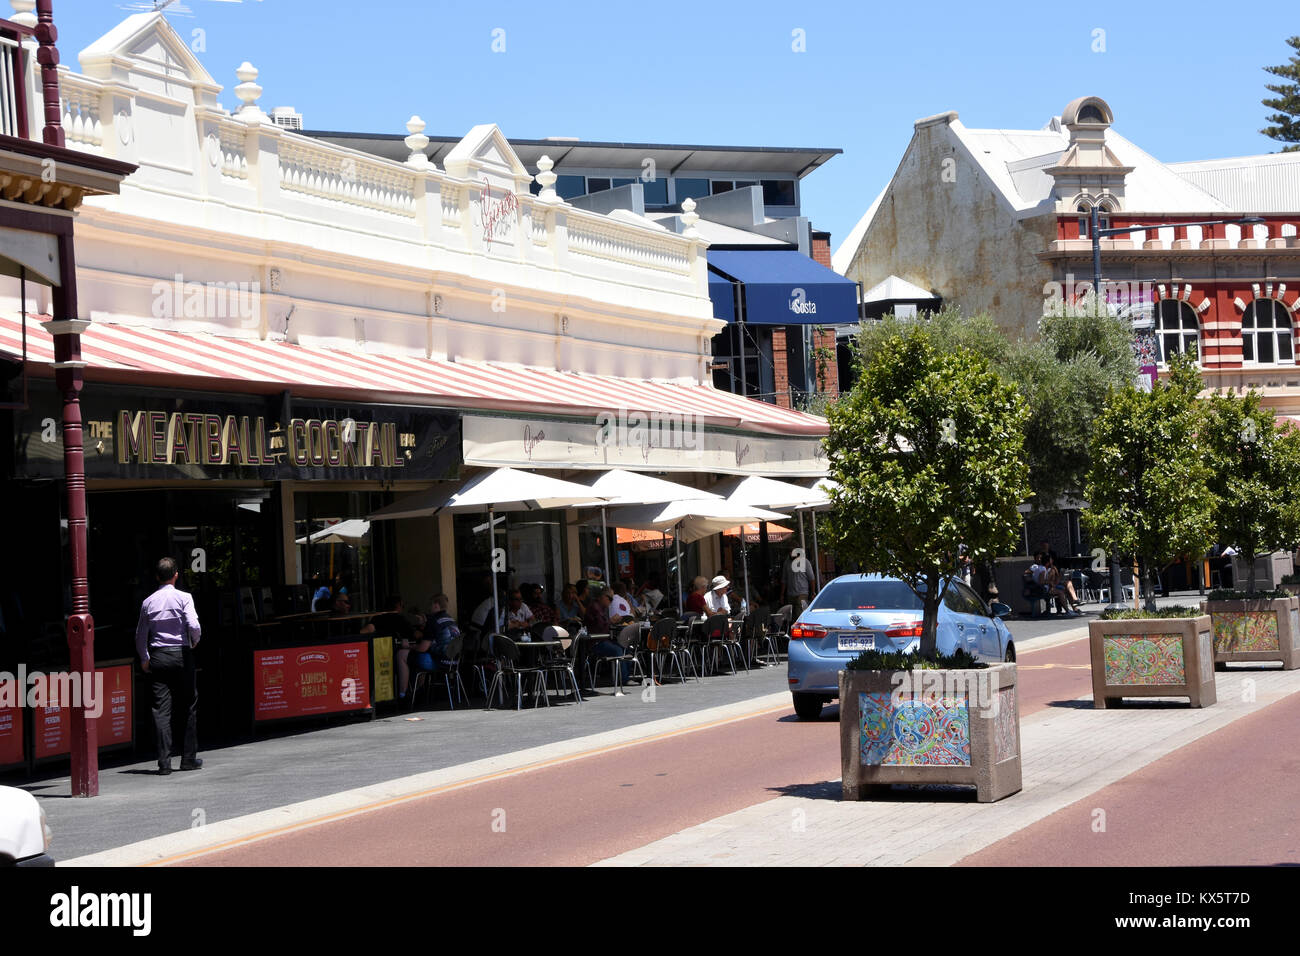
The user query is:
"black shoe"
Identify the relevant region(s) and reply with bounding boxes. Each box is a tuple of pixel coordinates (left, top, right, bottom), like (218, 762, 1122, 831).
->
(158, 763, 173, 776)
(179, 758, 203, 771)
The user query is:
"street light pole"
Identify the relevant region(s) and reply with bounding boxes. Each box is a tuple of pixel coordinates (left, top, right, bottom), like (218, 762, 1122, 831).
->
(1090, 205, 1126, 613)
(1087, 210, 1265, 612)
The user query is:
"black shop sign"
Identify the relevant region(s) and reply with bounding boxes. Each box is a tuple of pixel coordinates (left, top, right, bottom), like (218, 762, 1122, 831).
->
(14, 384, 461, 481)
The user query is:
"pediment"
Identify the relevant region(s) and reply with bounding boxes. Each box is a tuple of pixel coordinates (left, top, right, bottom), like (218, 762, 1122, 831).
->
(443, 124, 531, 190)
(79, 12, 217, 89)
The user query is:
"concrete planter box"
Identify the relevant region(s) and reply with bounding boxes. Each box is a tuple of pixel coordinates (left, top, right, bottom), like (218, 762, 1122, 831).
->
(1088, 616, 1216, 708)
(1279, 583, 1300, 598)
(1202, 596, 1300, 670)
(839, 664, 1022, 803)
(1229, 552, 1293, 591)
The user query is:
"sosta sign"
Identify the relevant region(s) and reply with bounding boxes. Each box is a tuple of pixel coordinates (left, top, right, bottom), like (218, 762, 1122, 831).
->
(116, 410, 406, 470)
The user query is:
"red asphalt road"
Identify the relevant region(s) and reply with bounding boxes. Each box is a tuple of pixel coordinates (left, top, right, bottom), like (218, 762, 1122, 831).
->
(179, 635, 1092, 867)
(960, 686, 1300, 867)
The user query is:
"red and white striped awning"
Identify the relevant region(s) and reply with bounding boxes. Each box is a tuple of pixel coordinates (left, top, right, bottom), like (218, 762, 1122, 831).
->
(0, 314, 826, 436)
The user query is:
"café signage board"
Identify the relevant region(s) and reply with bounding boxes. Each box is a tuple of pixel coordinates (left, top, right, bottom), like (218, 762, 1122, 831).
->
(253, 642, 371, 722)
(14, 384, 461, 481)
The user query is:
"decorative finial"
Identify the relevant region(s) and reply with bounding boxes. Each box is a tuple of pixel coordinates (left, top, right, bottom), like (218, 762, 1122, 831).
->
(681, 196, 700, 238)
(535, 155, 559, 203)
(234, 62, 267, 123)
(404, 115, 431, 168)
(10, 1, 36, 29)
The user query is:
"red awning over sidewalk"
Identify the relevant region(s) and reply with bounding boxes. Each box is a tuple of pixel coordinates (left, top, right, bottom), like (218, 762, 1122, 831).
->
(0, 314, 826, 437)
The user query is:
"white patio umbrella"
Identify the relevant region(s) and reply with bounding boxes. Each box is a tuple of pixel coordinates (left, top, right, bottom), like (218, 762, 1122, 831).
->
(294, 518, 371, 545)
(710, 475, 832, 592)
(577, 469, 721, 586)
(369, 467, 607, 634)
(606, 499, 788, 612)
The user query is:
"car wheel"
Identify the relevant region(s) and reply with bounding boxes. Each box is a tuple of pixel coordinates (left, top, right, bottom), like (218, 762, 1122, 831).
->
(1003, 642, 1016, 663)
(792, 692, 824, 720)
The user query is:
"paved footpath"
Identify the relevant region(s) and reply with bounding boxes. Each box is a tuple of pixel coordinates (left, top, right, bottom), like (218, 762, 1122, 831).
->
(594, 661, 1300, 867)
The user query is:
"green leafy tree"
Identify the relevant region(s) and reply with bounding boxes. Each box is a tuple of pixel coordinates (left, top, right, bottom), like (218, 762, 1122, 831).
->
(1083, 353, 1216, 605)
(824, 325, 1031, 658)
(1201, 389, 1300, 593)
(853, 305, 1134, 511)
(1262, 35, 1300, 152)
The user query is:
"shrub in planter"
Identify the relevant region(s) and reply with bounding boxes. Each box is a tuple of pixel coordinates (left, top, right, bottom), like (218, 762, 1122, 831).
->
(839, 649, 1022, 803)
(1088, 607, 1216, 708)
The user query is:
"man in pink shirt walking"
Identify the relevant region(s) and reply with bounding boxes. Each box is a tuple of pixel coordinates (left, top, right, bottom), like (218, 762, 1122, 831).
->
(135, 557, 203, 775)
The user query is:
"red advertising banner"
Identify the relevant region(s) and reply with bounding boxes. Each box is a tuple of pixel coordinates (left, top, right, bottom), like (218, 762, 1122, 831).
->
(0, 678, 23, 767)
(253, 642, 371, 721)
(33, 664, 135, 760)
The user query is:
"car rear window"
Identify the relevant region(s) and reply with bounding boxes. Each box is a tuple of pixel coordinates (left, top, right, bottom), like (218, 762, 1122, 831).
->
(808, 579, 923, 612)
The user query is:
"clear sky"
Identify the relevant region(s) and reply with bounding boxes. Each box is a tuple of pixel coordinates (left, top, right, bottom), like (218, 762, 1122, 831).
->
(56, 0, 1299, 254)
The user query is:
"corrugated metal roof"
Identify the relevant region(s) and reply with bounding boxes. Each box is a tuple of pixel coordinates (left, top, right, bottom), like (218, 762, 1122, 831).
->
(1168, 153, 1300, 212)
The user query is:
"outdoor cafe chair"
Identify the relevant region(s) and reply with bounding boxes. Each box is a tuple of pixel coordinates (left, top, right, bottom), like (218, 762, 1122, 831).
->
(750, 612, 780, 664)
(537, 625, 583, 705)
(485, 634, 548, 711)
(645, 617, 691, 683)
(701, 613, 737, 676)
(588, 622, 646, 691)
(409, 636, 465, 711)
(771, 604, 793, 655)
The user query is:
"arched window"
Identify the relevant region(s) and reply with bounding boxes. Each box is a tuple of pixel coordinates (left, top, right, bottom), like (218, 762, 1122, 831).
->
(1076, 200, 1112, 238)
(1077, 103, 1106, 123)
(1155, 299, 1199, 365)
(1241, 298, 1294, 365)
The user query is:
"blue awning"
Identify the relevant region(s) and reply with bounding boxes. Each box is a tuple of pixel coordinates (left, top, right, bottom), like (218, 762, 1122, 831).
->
(707, 269, 735, 323)
(707, 249, 859, 326)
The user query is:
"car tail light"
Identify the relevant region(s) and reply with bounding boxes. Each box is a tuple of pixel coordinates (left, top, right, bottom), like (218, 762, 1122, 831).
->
(789, 623, 827, 640)
(885, 621, 924, 639)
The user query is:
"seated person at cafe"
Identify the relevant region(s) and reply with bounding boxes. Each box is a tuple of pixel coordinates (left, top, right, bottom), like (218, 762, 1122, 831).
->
(370, 595, 421, 699)
(683, 576, 709, 619)
(637, 575, 664, 613)
(526, 584, 557, 627)
(504, 589, 535, 636)
(582, 591, 632, 683)
(556, 583, 584, 623)
(470, 592, 505, 634)
(705, 576, 732, 616)
(609, 581, 636, 625)
(409, 593, 460, 676)
(331, 584, 352, 614)
(310, 574, 333, 612)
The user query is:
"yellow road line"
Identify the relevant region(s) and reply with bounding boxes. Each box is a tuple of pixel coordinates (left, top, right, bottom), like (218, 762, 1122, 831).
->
(146, 700, 792, 866)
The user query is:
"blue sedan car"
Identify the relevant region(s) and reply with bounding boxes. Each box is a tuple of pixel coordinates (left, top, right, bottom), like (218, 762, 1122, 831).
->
(787, 573, 1015, 720)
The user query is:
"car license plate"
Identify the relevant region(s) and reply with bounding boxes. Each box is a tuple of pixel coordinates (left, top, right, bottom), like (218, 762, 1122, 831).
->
(837, 633, 874, 652)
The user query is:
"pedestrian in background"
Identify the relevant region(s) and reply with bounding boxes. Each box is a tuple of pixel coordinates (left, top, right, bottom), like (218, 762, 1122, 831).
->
(135, 556, 202, 775)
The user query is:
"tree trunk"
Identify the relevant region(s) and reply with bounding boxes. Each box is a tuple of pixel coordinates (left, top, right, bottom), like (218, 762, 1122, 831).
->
(1246, 551, 1257, 596)
(1139, 556, 1157, 611)
(920, 572, 941, 660)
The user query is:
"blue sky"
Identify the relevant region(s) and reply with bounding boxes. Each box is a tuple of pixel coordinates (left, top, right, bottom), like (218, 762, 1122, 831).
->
(59, 0, 1299, 252)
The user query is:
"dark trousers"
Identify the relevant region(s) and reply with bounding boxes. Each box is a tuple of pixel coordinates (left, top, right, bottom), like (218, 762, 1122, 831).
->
(149, 646, 198, 767)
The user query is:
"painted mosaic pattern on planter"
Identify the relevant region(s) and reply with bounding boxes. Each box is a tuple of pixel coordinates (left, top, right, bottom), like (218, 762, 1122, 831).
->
(1102, 635, 1185, 685)
(1212, 612, 1280, 654)
(1198, 630, 1213, 686)
(993, 686, 1018, 764)
(859, 692, 970, 767)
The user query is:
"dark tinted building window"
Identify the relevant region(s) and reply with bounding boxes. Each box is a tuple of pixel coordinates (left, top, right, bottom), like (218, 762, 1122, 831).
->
(586, 177, 611, 193)
(761, 179, 796, 206)
(556, 175, 586, 200)
(711, 180, 734, 195)
(641, 176, 668, 205)
(675, 178, 710, 202)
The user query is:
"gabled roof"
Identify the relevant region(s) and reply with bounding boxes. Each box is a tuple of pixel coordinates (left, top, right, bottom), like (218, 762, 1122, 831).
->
(832, 185, 885, 274)
(442, 123, 532, 187)
(948, 120, 1229, 214)
(1168, 152, 1300, 212)
(78, 11, 218, 91)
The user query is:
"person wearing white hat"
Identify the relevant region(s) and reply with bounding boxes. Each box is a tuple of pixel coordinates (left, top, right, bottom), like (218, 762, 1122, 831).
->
(704, 575, 731, 616)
